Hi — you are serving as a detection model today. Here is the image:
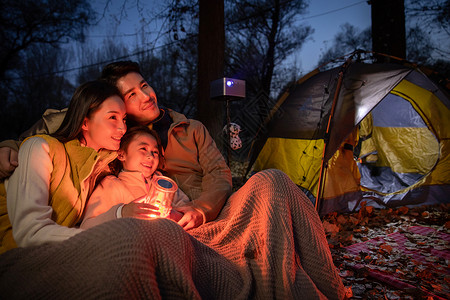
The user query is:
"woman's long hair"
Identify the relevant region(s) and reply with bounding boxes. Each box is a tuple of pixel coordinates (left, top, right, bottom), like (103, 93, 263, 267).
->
(51, 80, 122, 143)
(110, 126, 166, 176)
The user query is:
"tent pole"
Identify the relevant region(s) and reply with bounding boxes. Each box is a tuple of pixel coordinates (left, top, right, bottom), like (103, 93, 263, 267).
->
(315, 58, 352, 213)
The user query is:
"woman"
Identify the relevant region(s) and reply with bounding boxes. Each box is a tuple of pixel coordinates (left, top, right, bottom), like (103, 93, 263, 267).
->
(0, 80, 127, 252)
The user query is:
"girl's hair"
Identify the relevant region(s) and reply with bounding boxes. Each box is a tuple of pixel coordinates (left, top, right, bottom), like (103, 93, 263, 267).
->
(51, 80, 123, 143)
(110, 126, 165, 175)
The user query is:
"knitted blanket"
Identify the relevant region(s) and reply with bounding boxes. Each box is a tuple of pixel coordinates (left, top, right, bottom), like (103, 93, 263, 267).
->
(0, 169, 345, 299)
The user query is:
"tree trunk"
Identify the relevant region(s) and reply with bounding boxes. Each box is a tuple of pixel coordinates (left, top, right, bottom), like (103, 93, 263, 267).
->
(261, 0, 280, 95)
(371, 0, 406, 62)
(197, 0, 225, 146)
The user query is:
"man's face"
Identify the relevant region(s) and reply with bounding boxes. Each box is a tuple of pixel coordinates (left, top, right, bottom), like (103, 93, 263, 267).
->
(116, 72, 160, 125)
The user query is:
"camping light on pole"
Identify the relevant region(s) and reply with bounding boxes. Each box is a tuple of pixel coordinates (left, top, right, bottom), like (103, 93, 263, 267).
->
(210, 78, 245, 99)
(210, 77, 246, 165)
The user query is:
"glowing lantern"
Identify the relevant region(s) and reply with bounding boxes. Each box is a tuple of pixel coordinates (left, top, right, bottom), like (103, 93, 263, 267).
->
(145, 175, 178, 218)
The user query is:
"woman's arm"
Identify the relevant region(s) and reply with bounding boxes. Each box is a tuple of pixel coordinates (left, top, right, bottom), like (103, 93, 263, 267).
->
(6, 137, 82, 247)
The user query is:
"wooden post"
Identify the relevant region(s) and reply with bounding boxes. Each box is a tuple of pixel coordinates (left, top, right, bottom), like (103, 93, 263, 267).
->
(198, 0, 225, 146)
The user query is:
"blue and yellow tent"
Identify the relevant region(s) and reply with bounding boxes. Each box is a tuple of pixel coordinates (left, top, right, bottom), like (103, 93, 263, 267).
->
(248, 60, 450, 216)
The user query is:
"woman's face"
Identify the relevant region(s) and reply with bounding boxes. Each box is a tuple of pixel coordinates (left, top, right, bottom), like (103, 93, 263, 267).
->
(118, 133, 160, 179)
(82, 95, 127, 151)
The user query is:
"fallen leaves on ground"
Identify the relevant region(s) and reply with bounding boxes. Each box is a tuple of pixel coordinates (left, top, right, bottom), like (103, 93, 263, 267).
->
(323, 202, 449, 300)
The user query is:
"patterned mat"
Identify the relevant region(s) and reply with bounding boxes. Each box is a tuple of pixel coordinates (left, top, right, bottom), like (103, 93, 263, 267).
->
(344, 226, 450, 299)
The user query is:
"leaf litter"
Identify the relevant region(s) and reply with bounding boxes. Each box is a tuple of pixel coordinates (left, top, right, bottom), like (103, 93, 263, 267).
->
(323, 202, 449, 299)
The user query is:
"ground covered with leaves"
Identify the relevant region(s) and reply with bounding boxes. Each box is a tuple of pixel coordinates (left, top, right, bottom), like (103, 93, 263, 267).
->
(230, 162, 449, 299)
(323, 203, 449, 299)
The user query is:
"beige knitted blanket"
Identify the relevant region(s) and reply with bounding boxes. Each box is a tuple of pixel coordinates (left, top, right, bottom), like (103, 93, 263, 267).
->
(0, 169, 345, 299)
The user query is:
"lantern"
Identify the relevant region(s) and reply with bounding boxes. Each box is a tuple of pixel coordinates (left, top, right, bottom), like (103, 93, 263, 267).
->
(146, 175, 178, 218)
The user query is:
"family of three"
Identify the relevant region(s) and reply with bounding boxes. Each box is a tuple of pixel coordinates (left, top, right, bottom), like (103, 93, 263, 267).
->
(0, 61, 346, 299)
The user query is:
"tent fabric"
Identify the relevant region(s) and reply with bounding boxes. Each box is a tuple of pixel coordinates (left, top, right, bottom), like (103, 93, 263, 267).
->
(266, 68, 337, 140)
(249, 61, 450, 215)
(372, 94, 427, 127)
(253, 138, 323, 193)
(325, 63, 412, 161)
(323, 130, 361, 199)
(365, 127, 438, 173)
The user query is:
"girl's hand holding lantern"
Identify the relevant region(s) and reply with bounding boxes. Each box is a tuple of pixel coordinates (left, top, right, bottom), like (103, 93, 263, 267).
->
(122, 176, 179, 220)
(122, 196, 161, 219)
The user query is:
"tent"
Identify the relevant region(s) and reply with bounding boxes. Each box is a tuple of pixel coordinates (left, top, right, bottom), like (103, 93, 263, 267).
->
(246, 57, 450, 216)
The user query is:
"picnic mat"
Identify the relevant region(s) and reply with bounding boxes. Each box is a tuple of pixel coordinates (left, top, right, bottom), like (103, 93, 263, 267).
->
(344, 225, 450, 299)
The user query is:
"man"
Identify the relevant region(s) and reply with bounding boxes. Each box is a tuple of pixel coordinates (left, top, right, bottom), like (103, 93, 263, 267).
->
(0, 61, 232, 230)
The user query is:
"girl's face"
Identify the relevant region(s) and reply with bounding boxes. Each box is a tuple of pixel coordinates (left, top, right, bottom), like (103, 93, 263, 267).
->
(82, 95, 127, 151)
(118, 133, 160, 178)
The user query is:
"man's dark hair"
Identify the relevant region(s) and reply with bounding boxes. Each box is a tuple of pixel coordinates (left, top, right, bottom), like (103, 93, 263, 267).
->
(100, 61, 142, 87)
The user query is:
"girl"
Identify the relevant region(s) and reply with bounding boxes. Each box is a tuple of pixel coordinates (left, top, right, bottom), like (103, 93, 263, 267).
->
(1, 80, 127, 252)
(80, 126, 189, 229)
